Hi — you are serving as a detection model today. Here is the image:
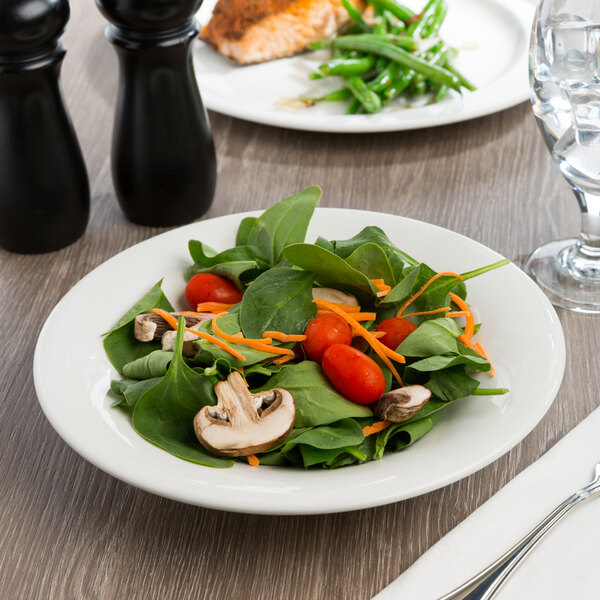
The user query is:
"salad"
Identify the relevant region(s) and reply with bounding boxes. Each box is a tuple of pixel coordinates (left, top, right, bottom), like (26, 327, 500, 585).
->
(105, 186, 508, 470)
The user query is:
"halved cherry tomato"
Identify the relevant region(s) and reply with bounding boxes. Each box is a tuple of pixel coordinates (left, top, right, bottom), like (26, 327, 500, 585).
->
(303, 313, 352, 363)
(321, 344, 385, 405)
(185, 273, 242, 309)
(376, 317, 418, 350)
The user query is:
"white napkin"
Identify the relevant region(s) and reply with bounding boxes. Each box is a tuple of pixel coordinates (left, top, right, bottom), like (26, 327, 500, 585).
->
(373, 406, 600, 600)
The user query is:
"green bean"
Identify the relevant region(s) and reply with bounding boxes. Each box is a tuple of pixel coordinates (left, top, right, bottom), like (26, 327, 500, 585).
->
(309, 38, 335, 50)
(375, 56, 388, 71)
(368, 0, 414, 23)
(341, 0, 371, 33)
(384, 69, 415, 101)
(368, 62, 401, 92)
(383, 10, 405, 32)
(406, 0, 441, 37)
(444, 63, 476, 91)
(310, 54, 376, 79)
(434, 84, 450, 102)
(347, 98, 362, 114)
(333, 36, 461, 89)
(345, 75, 382, 113)
(300, 88, 354, 104)
(422, 1, 448, 38)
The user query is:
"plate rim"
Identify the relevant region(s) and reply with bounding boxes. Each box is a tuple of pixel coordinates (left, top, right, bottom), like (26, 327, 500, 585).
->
(33, 208, 566, 514)
(193, 0, 535, 133)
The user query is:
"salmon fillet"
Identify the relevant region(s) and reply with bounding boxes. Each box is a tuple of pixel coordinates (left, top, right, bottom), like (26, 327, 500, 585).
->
(200, 0, 367, 64)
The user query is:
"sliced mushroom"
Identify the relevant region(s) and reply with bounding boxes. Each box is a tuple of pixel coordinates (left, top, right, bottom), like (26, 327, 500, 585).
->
(373, 385, 431, 423)
(312, 287, 359, 306)
(161, 324, 202, 357)
(134, 312, 212, 342)
(194, 371, 295, 457)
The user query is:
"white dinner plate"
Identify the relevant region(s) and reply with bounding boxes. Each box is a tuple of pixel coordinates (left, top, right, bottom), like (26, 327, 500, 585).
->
(193, 0, 535, 132)
(34, 208, 565, 515)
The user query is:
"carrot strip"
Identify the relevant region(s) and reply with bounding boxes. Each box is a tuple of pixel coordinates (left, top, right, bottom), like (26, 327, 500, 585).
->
(317, 302, 361, 313)
(273, 355, 295, 365)
(350, 312, 377, 321)
(371, 331, 386, 338)
(149, 308, 246, 362)
(371, 279, 392, 298)
(363, 421, 391, 436)
(313, 299, 405, 385)
(196, 302, 236, 313)
(446, 311, 469, 318)
(211, 314, 295, 356)
(262, 331, 307, 343)
(179, 311, 211, 316)
(396, 272, 463, 317)
(370, 279, 385, 285)
(449, 292, 475, 339)
(246, 454, 260, 467)
(376, 290, 390, 298)
(400, 307, 451, 318)
(475, 342, 496, 377)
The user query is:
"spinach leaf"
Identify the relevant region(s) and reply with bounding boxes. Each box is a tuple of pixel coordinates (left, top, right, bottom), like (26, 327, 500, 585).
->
(398, 318, 462, 357)
(300, 443, 366, 468)
(111, 377, 163, 407)
(374, 415, 438, 459)
(345, 243, 395, 286)
(188, 240, 268, 267)
(103, 280, 174, 373)
(425, 366, 481, 401)
(122, 350, 173, 379)
(187, 261, 263, 290)
(280, 418, 364, 453)
(254, 361, 372, 427)
(240, 267, 316, 338)
(406, 351, 489, 374)
(245, 186, 321, 265)
(236, 216, 258, 246)
(132, 317, 233, 468)
(283, 243, 377, 302)
(329, 226, 418, 275)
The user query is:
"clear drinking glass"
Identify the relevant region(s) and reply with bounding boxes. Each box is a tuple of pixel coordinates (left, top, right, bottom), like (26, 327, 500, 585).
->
(527, 0, 600, 313)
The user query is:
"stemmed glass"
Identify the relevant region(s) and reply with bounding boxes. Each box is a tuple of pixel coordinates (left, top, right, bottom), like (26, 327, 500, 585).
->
(527, 0, 600, 313)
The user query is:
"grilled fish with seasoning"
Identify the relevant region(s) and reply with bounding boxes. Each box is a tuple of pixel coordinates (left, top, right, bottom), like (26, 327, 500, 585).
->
(200, 0, 367, 64)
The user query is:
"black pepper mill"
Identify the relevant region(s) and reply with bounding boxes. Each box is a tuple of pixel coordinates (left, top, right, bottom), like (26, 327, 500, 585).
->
(95, 0, 217, 227)
(0, 0, 90, 254)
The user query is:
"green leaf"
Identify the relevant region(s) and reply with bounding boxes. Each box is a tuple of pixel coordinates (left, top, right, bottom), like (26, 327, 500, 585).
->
(425, 366, 481, 401)
(254, 362, 372, 427)
(240, 267, 316, 338)
(186, 261, 263, 290)
(111, 377, 163, 407)
(283, 243, 377, 301)
(236, 216, 258, 246)
(280, 418, 364, 453)
(374, 415, 438, 459)
(122, 350, 173, 379)
(132, 317, 233, 468)
(188, 241, 268, 269)
(103, 281, 174, 373)
(246, 186, 321, 265)
(398, 318, 462, 357)
(345, 243, 396, 285)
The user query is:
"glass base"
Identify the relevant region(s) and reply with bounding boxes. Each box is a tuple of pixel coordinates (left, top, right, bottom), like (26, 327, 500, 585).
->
(524, 238, 600, 314)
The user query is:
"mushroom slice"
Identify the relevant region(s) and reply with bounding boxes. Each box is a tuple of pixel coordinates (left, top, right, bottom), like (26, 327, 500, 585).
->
(194, 371, 295, 457)
(161, 324, 202, 357)
(373, 385, 432, 423)
(312, 287, 359, 306)
(134, 312, 212, 342)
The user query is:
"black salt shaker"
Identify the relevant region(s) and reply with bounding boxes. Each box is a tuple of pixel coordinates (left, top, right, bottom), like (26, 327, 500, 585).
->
(95, 0, 217, 227)
(0, 0, 90, 254)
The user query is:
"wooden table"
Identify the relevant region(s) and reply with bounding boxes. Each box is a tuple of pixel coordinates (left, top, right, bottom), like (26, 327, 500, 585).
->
(1, 3, 597, 599)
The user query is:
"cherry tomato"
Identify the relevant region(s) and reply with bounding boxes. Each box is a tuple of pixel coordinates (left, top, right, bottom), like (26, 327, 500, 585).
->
(303, 313, 353, 363)
(321, 344, 385, 405)
(376, 318, 418, 350)
(185, 273, 242, 309)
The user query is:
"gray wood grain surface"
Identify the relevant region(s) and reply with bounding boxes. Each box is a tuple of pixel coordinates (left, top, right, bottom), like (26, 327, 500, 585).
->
(1, 2, 598, 599)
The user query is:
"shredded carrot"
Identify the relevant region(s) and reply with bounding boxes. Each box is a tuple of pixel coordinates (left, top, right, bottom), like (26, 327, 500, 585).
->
(371, 331, 386, 338)
(475, 342, 496, 377)
(371, 278, 392, 298)
(449, 292, 475, 339)
(262, 331, 307, 343)
(400, 307, 451, 318)
(195, 302, 236, 313)
(350, 312, 377, 322)
(273, 355, 295, 365)
(363, 421, 391, 436)
(316, 302, 361, 313)
(149, 308, 247, 362)
(313, 299, 405, 385)
(446, 311, 469, 318)
(179, 311, 210, 316)
(211, 314, 295, 356)
(396, 272, 463, 317)
(246, 454, 260, 467)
